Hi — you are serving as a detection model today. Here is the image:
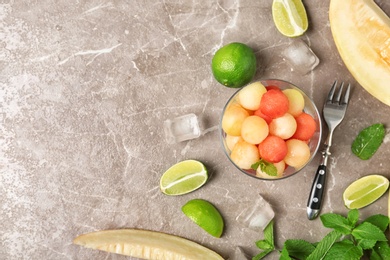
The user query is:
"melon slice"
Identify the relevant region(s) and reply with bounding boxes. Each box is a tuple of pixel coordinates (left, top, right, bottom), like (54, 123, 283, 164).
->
(73, 229, 224, 259)
(329, 0, 390, 106)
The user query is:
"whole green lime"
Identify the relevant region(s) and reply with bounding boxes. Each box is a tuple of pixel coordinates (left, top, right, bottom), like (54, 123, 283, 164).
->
(211, 42, 257, 88)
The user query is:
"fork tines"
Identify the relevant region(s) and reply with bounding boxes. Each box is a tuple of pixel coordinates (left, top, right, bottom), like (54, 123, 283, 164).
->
(327, 81, 351, 105)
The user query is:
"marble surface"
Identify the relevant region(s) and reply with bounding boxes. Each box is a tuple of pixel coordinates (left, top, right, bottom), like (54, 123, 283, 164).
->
(2, 0, 390, 259)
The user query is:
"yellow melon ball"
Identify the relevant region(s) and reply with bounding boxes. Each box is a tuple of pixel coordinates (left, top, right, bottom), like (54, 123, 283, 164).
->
(269, 113, 297, 139)
(284, 139, 311, 169)
(222, 103, 249, 136)
(230, 140, 260, 170)
(283, 89, 305, 117)
(241, 116, 269, 144)
(225, 134, 243, 151)
(238, 82, 267, 111)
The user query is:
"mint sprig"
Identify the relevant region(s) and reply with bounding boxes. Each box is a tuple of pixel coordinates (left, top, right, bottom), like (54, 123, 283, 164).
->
(253, 220, 274, 260)
(253, 209, 390, 260)
(251, 159, 277, 176)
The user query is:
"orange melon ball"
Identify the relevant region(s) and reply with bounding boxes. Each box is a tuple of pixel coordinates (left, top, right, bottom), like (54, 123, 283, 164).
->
(282, 89, 305, 117)
(284, 139, 311, 169)
(269, 113, 297, 139)
(225, 134, 243, 151)
(230, 140, 260, 170)
(238, 82, 267, 111)
(241, 116, 269, 144)
(222, 103, 249, 136)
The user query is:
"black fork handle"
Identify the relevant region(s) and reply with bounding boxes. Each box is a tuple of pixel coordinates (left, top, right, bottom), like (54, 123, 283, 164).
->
(307, 165, 327, 220)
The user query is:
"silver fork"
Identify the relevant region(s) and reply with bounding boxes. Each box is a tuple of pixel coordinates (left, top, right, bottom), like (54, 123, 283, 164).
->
(307, 81, 351, 220)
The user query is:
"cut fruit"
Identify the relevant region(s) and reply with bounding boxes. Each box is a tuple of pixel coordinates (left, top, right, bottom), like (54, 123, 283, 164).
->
(241, 116, 269, 145)
(272, 0, 308, 37)
(283, 88, 304, 117)
(160, 160, 207, 196)
(182, 199, 224, 238)
(230, 140, 260, 170)
(222, 103, 250, 136)
(343, 175, 389, 209)
(73, 229, 224, 259)
(284, 139, 310, 169)
(238, 82, 267, 111)
(329, 0, 390, 106)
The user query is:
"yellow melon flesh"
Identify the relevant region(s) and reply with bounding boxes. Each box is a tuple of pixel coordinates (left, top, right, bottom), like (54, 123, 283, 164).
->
(329, 0, 390, 106)
(73, 229, 224, 260)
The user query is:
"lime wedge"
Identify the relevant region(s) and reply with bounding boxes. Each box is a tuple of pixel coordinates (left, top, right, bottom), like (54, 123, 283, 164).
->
(182, 199, 224, 238)
(160, 160, 208, 196)
(343, 175, 389, 209)
(272, 0, 308, 37)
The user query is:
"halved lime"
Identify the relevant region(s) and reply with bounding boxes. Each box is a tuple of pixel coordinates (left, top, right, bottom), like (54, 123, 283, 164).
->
(343, 175, 389, 209)
(160, 160, 208, 196)
(272, 0, 308, 37)
(182, 199, 224, 238)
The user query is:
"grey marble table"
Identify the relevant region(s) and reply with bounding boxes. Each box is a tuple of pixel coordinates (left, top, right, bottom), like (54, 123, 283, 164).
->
(1, 1, 390, 259)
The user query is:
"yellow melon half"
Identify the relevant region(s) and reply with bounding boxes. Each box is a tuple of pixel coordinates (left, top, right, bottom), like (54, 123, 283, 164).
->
(74, 229, 224, 259)
(329, 0, 390, 106)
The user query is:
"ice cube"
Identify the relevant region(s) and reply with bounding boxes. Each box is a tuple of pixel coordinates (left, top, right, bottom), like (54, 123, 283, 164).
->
(163, 113, 201, 144)
(282, 39, 320, 75)
(236, 194, 275, 231)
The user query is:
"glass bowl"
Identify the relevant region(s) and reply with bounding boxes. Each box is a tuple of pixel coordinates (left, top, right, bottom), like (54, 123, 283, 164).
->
(220, 79, 322, 180)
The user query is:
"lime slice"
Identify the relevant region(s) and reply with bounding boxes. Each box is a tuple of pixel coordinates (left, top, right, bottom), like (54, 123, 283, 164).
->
(160, 160, 208, 196)
(272, 0, 308, 37)
(343, 175, 389, 209)
(182, 199, 224, 238)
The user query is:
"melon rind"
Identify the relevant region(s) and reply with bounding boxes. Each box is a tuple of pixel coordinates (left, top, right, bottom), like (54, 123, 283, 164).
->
(329, 0, 390, 106)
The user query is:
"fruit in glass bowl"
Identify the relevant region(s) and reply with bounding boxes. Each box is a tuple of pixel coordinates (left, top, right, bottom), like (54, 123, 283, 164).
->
(220, 79, 322, 180)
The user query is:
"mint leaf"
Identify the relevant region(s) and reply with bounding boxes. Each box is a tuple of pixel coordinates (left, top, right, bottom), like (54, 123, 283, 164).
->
(370, 249, 382, 260)
(357, 238, 377, 250)
(372, 241, 390, 259)
(284, 239, 315, 260)
(251, 159, 277, 176)
(255, 240, 273, 250)
(320, 212, 353, 234)
(253, 221, 274, 260)
(251, 160, 262, 171)
(252, 249, 272, 260)
(363, 214, 389, 232)
(263, 220, 274, 247)
(279, 245, 292, 260)
(352, 222, 387, 241)
(351, 123, 385, 160)
(323, 240, 363, 260)
(347, 209, 359, 226)
(306, 230, 342, 260)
